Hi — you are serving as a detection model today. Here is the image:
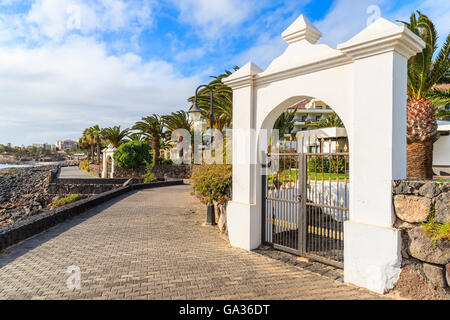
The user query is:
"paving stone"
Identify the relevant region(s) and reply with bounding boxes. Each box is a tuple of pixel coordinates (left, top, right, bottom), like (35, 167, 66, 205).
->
(0, 185, 389, 300)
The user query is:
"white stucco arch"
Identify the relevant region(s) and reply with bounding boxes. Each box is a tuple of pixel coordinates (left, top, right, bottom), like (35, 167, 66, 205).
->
(223, 15, 425, 294)
(101, 144, 117, 179)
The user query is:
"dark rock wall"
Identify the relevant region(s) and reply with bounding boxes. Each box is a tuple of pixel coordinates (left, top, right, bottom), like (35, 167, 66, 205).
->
(392, 180, 450, 299)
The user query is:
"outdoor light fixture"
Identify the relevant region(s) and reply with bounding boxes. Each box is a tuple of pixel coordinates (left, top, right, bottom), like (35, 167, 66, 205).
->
(191, 84, 216, 226)
(188, 100, 202, 122)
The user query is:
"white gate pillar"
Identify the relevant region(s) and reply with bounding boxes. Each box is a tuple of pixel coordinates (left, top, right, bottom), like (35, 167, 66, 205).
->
(101, 147, 108, 178)
(224, 62, 263, 250)
(101, 144, 117, 179)
(337, 19, 425, 293)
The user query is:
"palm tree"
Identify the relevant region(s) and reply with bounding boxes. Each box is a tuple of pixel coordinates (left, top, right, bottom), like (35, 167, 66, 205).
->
(162, 110, 193, 133)
(187, 68, 236, 130)
(162, 110, 194, 159)
(273, 107, 299, 139)
(77, 135, 91, 160)
(133, 115, 165, 164)
(90, 125, 102, 165)
(101, 126, 130, 148)
(427, 88, 450, 108)
(306, 113, 344, 129)
(398, 11, 450, 179)
(82, 127, 95, 163)
(128, 132, 148, 142)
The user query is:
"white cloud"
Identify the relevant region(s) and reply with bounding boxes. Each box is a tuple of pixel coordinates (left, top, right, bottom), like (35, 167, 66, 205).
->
(236, 34, 286, 70)
(0, 36, 199, 145)
(234, 0, 449, 72)
(314, 0, 386, 48)
(315, 0, 449, 48)
(0, 0, 154, 44)
(168, 0, 256, 38)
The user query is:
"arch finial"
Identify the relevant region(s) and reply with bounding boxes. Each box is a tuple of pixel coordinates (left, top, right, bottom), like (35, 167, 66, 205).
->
(282, 14, 322, 44)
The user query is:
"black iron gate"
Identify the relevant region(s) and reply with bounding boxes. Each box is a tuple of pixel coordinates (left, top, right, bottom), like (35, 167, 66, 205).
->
(262, 135, 349, 268)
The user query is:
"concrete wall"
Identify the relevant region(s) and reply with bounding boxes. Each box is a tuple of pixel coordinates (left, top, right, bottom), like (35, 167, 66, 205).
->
(434, 134, 450, 167)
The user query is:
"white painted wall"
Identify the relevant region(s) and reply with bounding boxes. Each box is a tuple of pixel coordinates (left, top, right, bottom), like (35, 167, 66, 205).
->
(223, 15, 425, 294)
(434, 134, 450, 166)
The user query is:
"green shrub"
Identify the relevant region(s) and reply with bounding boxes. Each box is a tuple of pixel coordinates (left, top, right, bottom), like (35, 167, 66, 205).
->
(191, 164, 232, 204)
(53, 194, 82, 208)
(308, 156, 346, 174)
(422, 209, 450, 244)
(161, 158, 173, 165)
(80, 161, 89, 171)
(142, 162, 157, 183)
(114, 141, 152, 169)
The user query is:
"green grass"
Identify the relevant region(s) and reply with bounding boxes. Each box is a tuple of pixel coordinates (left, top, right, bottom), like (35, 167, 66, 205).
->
(53, 194, 83, 208)
(267, 170, 348, 184)
(422, 213, 450, 244)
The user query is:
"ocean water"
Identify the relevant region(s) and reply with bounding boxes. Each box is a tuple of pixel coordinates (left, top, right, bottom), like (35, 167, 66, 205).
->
(0, 164, 33, 170)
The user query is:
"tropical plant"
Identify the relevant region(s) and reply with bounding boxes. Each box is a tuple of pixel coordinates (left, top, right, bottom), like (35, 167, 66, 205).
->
(90, 125, 103, 165)
(436, 108, 450, 121)
(273, 106, 299, 139)
(162, 110, 193, 133)
(187, 68, 237, 130)
(142, 162, 157, 183)
(101, 126, 130, 147)
(190, 164, 232, 204)
(82, 127, 95, 163)
(398, 11, 450, 179)
(128, 132, 148, 142)
(162, 110, 194, 159)
(132, 115, 165, 164)
(306, 113, 344, 129)
(77, 135, 91, 161)
(427, 88, 450, 107)
(114, 140, 152, 170)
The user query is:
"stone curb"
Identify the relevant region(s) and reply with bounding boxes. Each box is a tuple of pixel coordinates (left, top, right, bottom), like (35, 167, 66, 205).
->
(0, 180, 184, 251)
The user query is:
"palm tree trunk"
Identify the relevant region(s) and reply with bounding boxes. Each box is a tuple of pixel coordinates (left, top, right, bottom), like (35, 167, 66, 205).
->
(90, 144, 94, 164)
(97, 143, 101, 176)
(407, 141, 434, 179)
(152, 139, 160, 165)
(97, 143, 100, 164)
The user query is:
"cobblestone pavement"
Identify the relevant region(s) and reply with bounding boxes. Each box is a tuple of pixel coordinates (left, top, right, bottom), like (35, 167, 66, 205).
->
(0, 185, 393, 300)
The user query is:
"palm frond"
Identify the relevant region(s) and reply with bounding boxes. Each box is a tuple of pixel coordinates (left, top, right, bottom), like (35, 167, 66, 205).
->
(427, 88, 450, 107)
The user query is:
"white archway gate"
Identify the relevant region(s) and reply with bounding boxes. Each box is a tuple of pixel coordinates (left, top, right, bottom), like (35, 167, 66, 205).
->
(223, 15, 424, 293)
(101, 144, 117, 179)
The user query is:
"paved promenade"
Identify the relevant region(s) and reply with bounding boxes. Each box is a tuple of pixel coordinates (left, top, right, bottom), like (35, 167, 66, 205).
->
(57, 166, 94, 179)
(0, 185, 390, 300)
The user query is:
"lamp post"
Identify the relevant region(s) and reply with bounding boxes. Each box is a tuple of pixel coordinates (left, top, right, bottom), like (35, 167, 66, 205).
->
(189, 84, 216, 226)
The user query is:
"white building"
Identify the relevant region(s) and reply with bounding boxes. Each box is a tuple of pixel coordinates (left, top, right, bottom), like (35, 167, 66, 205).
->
(433, 121, 450, 176)
(297, 127, 348, 153)
(56, 140, 78, 150)
(290, 98, 335, 133)
(31, 143, 56, 151)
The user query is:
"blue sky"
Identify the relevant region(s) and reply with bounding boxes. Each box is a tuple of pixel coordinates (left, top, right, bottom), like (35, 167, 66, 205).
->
(0, 0, 448, 145)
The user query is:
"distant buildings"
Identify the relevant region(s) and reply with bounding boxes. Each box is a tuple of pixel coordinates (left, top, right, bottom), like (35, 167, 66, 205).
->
(31, 143, 56, 151)
(289, 98, 335, 133)
(56, 140, 78, 150)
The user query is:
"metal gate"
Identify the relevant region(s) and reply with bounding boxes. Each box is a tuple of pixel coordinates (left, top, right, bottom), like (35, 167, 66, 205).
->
(262, 134, 349, 268)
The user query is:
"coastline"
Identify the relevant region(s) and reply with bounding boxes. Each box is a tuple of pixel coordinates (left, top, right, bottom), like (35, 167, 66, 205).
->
(0, 165, 59, 227)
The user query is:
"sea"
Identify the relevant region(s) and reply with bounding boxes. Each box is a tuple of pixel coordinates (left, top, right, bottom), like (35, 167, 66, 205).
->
(0, 164, 34, 170)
